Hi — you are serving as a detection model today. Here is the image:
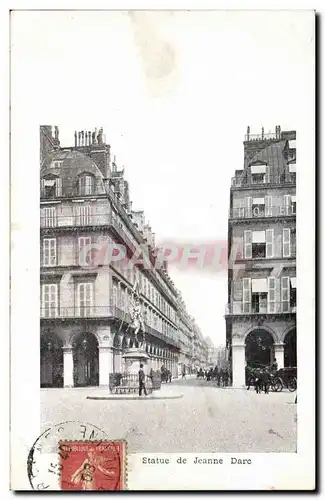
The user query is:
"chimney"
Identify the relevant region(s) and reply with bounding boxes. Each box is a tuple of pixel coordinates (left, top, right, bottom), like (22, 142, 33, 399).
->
(89, 127, 111, 178)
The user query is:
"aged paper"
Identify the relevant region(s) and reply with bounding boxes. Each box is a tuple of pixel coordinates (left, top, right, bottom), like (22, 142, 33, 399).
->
(10, 8, 315, 491)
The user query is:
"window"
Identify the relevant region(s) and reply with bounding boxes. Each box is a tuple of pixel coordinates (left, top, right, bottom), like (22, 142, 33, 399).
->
(121, 288, 126, 311)
(43, 238, 56, 267)
(250, 164, 267, 184)
(42, 207, 56, 228)
(283, 229, 291, 257)
(112, 281, 118, 306)
(78, 236, 92, 266)
(281, 277, 290, 313)
(41, 178, 62, 198)
(290, 277, 297, 311)
(251, 231, 266, 258)
(266, 229, 274, 258)
(78, 175, 94, 195)
(251, 279, 268, 313)
(291, 196, 296, 215)
(77, 282, 94, 317)
(244, 231, 252, 259)
(242, 278, 251, 313)
(76, 204, 91, 226)
(41, 283, 58, 318)
(268, 277, 276, 313)
(252, 197, 265, 217)
(51, 160, 63, 169)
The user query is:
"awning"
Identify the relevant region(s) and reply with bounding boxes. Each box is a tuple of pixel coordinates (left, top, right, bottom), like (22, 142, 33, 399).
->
(44, 179, 56, 187)
(290, 277, 296, 288)
(289, 164, 296, 173)
(291, 195, 296, 202)
(253, 197, 265, 205)
(251, 165, 266, 174)
(252, 278, 268, 293)
(252, 230, 266, 243)
(289, 139, 296, 149)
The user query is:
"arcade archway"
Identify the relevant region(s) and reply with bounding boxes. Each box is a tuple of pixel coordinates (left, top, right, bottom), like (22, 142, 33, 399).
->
(40, 332, 63, 387)
(245, 328, 275, 368)
(284, 328, 297, 367)
(73, 332, 99, 387)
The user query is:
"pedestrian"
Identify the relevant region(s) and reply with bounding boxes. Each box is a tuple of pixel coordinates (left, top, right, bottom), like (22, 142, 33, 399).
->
(182, 367, 186, 379)
(271, 358, 278, 372)
(138, 363, 147, 396)
(254, 369, 262, 394)
(223, 369, 229, 387)
(261, 368, 270, 394)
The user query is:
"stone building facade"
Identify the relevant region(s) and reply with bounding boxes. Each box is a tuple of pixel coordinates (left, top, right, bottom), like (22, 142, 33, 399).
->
(225, 125, 297, 387)
(40, 126, 205, 387)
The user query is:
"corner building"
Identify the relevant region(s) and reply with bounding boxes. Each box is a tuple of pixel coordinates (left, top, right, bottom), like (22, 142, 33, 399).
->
(40, 126, 203, 388)
(225, 126, 297, 387)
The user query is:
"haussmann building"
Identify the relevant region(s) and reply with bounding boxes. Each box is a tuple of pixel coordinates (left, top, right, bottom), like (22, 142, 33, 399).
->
(40, 126, 205, 388)
(225, 125, 296, 387)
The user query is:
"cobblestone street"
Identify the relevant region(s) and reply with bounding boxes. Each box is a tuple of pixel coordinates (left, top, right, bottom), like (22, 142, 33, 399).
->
(41, 377, 297, 453)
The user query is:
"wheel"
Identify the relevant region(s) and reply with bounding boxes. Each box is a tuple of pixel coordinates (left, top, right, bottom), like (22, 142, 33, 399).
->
(271, 377, 283, 392)
(288, 377, 297, 392)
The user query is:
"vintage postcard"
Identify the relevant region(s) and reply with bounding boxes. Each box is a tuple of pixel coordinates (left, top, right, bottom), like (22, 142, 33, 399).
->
(10, 8, 315, 491)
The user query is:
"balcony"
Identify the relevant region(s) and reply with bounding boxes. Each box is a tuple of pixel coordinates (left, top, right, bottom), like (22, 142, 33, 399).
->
(40, 213, 111, 229)
(225, 302, 297, 316)
(244, 132, 278, 142)
(229, 205, 296, 220)
(40, 181, 106, 200)
(231, 173, 296, 189)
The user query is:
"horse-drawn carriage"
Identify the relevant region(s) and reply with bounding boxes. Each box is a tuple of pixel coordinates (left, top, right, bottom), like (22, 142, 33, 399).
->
(246, 365, 297, 392)
(160, 366, 172, 383)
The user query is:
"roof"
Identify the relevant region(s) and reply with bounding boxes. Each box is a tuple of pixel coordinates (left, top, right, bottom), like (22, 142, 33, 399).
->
(41, 150, 106, 195)
(244, 140, 288, 176)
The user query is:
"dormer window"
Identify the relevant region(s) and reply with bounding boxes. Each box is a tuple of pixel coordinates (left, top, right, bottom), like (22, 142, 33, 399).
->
(41, 177, 62, 198)
(50, 160, 63, 169)
(78, 174, 94, 195)
(250, 164, 267, 184)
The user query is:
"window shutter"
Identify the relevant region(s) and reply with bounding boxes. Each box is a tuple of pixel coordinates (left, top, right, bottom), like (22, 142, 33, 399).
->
(40, 179, 45, 197)
(244, 230, 252, 259)
(55, 178, 62, 197)
(281, 277, 290, 312)
(265, 196, 272, 216)
(266, 229, 274, 258)
(284, 195, 291, 215)
(78, 236, 92, 266)
(242, 278, 251, 313)
(283, 229, 291, 257)
(265, 165, 270, 183)
(246, 197, 252, 218)
(268, 277, 276, 313)
(233, 280, 243, 301)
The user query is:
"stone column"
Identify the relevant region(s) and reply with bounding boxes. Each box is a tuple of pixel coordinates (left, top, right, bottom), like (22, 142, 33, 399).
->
(232, 338, 246, 388)
(114, 350, 122, 373)
(63, 346, 74, 388)
(274, 343, 285, 369)
(99, 346, 113, 387)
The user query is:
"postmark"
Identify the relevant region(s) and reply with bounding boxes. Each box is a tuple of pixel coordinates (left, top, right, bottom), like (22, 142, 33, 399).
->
(27, 421, 126, 491)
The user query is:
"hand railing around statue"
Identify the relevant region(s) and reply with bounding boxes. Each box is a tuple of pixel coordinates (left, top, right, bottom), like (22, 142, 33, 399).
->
(109, 373, 154, 395)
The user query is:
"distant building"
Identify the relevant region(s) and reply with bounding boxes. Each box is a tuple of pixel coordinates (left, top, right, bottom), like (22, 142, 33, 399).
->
(40, 126, 208, 387)
(225, 125, 296, 387)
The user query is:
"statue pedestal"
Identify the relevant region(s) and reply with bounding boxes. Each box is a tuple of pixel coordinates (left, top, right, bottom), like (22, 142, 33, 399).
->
(111, 348, 152, 395)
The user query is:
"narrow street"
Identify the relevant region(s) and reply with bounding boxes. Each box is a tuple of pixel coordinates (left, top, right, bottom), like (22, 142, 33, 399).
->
(41, 377, 297, 453)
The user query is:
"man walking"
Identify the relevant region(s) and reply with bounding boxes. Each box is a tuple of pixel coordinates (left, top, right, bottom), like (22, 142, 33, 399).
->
(139, 363, 147, 396)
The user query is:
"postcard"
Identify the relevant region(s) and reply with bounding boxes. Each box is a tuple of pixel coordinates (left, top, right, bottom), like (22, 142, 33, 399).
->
(10, 8, 315, 491)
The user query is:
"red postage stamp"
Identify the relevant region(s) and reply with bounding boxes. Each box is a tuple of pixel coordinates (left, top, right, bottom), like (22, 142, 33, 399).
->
(59, 440, 126, 491)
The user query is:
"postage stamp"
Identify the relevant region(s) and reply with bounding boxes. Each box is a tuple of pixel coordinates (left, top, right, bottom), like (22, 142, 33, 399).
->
(59, 441, 125, 491)
(27, 421, 126, 491)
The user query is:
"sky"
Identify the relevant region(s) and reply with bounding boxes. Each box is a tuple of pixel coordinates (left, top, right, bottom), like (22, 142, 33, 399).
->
(12, 10, 314, 346)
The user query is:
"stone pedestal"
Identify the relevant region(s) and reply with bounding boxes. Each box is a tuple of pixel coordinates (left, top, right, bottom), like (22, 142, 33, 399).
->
(99, 346, 113, 387)
(123, 348, 150, 374)
(232, 341, 246, 388)
(274, 343, 285, 369)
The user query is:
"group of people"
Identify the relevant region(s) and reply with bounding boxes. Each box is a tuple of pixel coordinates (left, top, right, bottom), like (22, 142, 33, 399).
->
(246, 359, 278, 394)
(197, 366, 231, 387)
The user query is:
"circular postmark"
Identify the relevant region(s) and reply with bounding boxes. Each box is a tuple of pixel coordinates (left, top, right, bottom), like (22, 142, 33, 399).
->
(27, 421, 123, 491)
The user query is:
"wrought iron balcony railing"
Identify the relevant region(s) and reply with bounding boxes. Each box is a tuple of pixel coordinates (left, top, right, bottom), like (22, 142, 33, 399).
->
(225, 302, 297, 315)
(229, 205, 296, 219)
(231, 173, 296, 188)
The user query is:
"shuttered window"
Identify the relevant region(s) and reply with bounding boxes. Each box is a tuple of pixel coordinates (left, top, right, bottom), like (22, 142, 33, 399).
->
(78, 236, 92, 266)
(242, 278, 251, 313)
(42, 207, 56, 228)
(55, 178, 62, 196)
(244, 230, 252, 259)
(265, 196, 272, 216)
(284, 195, 291, 215)
(79, 175, 94, 195)
(42, 283, 58, 318)
(268, 277, 276, 313)
(283, 229, 291, 257)
(266, 229, 274, 258)
(43, 238, 56, 267)
(77, 282, 94, 317)
(281, 277, 290, 313)
(246, 197, 252, 218)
